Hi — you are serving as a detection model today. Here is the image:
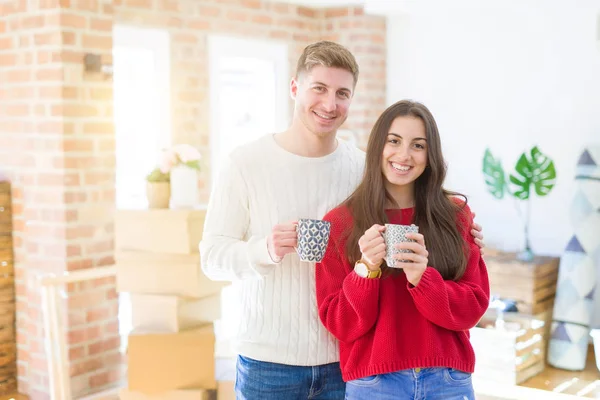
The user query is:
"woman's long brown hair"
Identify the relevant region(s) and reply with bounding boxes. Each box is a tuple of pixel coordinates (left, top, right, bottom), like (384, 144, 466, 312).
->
(344, 100, 469, 280)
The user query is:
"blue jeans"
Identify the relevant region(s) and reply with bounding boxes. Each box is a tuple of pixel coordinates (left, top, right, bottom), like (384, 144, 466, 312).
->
(235, 355, 345, 399)
(345, 368, 475, 400)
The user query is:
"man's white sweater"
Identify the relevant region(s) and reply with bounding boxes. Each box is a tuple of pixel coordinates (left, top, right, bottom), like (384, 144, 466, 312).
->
(200, 134, 365, 366)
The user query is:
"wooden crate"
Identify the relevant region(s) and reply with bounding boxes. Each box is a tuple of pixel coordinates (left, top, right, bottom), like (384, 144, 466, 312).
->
(471, 313, 546, 385)
(0, 189, 10, 236)
(0, 364, 16, 395)
(0, 182, 15, 396)
(0, 256, 13, 290)
(0, 238, 11, 272)
(486, 252, 559, 315)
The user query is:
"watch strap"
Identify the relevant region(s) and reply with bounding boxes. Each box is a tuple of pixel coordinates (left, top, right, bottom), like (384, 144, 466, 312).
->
(354, 260, 382, 279)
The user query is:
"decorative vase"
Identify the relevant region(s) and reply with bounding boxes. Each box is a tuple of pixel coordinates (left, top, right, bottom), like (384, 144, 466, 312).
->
(170, 165, 198, 209)
(146, 182, 170, 209)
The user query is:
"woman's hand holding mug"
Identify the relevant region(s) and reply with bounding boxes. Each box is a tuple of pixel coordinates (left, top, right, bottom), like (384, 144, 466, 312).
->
(358, 224, 386, 270)
(394, 232, 429, 286)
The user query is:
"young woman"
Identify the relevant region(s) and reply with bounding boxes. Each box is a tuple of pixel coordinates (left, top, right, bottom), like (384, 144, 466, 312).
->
(316, 100, 490, 400)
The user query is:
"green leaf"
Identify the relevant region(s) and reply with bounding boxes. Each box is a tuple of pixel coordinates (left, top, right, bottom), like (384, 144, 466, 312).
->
(184, 160, 201, 170)
(482, 148, 506, 199)
(146, 168, 170, 182)
(509, 153, 532, 199)
(509, 146, 556, 200)
(529, 146, 556, 196)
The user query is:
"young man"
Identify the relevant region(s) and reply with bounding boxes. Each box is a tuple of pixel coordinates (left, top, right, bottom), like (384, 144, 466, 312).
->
(200, 41, 484, 399)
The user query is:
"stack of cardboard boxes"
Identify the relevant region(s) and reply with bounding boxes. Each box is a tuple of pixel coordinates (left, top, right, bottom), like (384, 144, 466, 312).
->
(115, 208, 231, 399)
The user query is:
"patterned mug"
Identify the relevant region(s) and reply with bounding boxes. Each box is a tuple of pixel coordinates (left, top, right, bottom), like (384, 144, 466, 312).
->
(384, 224, 419, 268)
(296, 218, 331, 262)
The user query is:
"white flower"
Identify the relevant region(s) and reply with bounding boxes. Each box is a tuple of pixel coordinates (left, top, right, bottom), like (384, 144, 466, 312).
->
(159, 149, 177, 173)
(154, 144, 202, 174)
(173, 144, 201, 163)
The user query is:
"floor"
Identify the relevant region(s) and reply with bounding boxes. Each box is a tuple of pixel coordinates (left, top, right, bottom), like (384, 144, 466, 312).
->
(520, 346, 600, 397)
(1, 348, 599, 400)
(0, 393, 118, 400)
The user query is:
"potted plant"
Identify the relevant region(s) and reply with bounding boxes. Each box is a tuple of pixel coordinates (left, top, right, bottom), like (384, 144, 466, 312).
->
(145, 167, 170, 209)
(482, 146, 557, 261)
(160, 144, 202, 209)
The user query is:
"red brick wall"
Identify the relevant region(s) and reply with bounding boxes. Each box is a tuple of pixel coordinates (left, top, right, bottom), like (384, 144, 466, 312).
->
(61, 1, 121, 397)
(0, 0, 385, 398)
(0, 0, 119, 398)
(0, 2, 56, 396)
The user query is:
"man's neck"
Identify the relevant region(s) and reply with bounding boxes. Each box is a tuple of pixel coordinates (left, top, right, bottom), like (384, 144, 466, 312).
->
(275, 123, 338, 158)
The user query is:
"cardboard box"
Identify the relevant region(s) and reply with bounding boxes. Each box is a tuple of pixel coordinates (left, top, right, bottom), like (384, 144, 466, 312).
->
(120, 389, 213, 400)
(131, 293, 222, 332)
(128, 325, 217, 393)
(116, 251, 227, 298)
(116, 208, 206, 254)
(217, 381, 235, 400)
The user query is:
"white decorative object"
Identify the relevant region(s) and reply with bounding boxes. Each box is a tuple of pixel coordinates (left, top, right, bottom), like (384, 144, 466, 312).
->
(548, 147, 600, 370)
(170, 165, 198, 209)
(155, 144, 202, 209)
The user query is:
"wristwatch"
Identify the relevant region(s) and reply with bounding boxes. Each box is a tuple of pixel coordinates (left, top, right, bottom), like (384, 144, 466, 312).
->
(354, 260, 382, 279)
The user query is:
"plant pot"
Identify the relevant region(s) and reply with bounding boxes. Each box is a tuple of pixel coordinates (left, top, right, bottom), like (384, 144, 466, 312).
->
(170, 165, 198, 209)
(146, 181, 170, 209)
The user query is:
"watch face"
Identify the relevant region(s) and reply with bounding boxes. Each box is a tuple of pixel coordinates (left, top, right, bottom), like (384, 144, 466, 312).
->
(354, 262, 369, 277)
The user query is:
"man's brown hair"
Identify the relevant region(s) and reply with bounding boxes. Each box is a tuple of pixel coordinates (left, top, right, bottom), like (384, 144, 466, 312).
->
(295, 41, 359, 85)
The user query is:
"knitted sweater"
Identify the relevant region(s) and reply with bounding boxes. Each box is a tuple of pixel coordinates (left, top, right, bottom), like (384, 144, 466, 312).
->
(316, 205, 490, 381)
(200, 134, 365, 366)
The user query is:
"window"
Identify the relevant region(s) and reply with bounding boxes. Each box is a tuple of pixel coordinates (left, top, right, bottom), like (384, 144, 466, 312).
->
(113, 25, 171, 210)
(208, 35, 289, 186)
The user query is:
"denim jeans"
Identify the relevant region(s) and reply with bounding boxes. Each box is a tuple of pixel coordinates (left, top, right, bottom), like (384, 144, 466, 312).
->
(345, 368, 475, 400)
(235, 355, 345, 400)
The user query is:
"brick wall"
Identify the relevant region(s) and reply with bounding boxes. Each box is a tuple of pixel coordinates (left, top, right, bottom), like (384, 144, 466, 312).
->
(1, 0, 65, 397)
(0, 0, 385, 398)
(0, 0, 119, 398)
(61, 1, 121, 397)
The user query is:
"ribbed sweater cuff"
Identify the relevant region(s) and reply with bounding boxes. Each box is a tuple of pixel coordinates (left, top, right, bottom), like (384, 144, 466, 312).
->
(407, 267, 439, 302)
(345, 271, 381, 289)
(247, 236, 278, 276)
